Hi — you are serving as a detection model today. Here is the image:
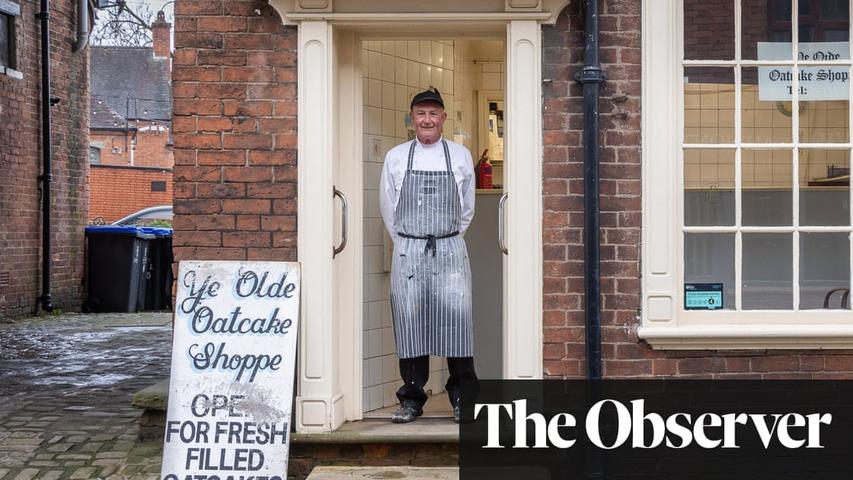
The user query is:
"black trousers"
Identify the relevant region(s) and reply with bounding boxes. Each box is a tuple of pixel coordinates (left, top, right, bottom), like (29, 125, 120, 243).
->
(396, 355, 477, 409)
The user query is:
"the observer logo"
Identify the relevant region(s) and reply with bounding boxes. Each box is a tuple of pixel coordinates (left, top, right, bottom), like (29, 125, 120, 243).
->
(459, 381, 853, 479)
(475, 398, 832, 450)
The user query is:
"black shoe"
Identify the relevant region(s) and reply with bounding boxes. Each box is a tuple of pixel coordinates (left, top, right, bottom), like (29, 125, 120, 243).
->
(392, 403, 423, 424)
(453, 405, 460, 424)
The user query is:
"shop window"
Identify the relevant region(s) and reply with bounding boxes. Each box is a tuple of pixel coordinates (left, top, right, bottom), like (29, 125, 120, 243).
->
(641, 0, 852, 349)
(0, 0, 19, 73)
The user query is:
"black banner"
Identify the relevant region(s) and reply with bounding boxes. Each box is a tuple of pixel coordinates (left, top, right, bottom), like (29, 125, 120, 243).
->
(460, 380, 853, 479)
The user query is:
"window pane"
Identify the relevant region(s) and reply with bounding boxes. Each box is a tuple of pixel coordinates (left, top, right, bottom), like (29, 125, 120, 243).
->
(824, 29, 849, 41)
(684, 149, 736, 226)
(683, 0, 735, 60)
(684, 233, 736, 309)
(742, 66, 793, 143)
(684, 67, 735, 144)
(798, 67, 850, 143)
(799, 149, 850, 225)
(742, 0, 794, 60)
(800, 0, 849, 43)
(800, 232, 850, 309)
(743, 233, 793, 309)
(773, 0, 793, 21)
(820, 0, 849, 20)
(742, 149, 793, 225)
(0, 15, 9, 68)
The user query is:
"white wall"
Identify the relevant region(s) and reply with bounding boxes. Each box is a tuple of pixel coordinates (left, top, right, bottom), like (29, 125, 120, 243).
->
(361, 40, 456, 412)
(453, 40, 506, 185)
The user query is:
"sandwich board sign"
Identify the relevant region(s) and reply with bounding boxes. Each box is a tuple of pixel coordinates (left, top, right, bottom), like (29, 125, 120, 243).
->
(161, 261, 300, 480)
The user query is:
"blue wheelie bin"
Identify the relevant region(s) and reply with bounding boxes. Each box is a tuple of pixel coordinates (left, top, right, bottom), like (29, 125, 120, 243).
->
(139, 227, 174, 311)
(84, 226, 154, 313)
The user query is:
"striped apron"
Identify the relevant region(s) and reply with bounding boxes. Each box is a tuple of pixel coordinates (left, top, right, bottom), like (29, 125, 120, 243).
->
(390, 139, 473, 359)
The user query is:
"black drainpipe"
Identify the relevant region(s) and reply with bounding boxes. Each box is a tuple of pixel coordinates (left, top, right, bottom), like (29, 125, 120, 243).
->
(574, 0, 606, 380)
(575, 3, 606, 479)
(72, 0, 90, 53)
(39, 0, 57, 313)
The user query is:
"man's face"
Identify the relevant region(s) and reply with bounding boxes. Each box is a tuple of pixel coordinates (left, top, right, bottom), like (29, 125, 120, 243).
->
(411, 102, 447, 143)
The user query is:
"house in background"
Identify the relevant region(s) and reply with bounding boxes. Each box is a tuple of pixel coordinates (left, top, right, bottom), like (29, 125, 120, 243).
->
(88, 11, 173, 224)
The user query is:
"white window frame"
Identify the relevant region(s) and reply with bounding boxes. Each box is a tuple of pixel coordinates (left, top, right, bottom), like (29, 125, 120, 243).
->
(639, 0, 853, 350)
(0, 0, 22, 79)
(89, 145, 102, 164)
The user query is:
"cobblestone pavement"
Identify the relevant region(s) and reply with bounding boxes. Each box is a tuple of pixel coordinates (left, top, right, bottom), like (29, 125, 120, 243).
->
(0, 313, 172, 479)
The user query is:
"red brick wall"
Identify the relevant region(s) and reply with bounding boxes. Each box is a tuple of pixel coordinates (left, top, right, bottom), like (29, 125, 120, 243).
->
(542, 1, 853, 378)
(88, 165, 173, 223)
(91, 124, 174, 168)
(91, 131, 132, 165)
(0, 0, 89, 320)
(171, 0, 297, 263)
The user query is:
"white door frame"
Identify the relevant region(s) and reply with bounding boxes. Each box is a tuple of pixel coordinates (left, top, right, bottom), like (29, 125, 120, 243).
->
(281, 5, 550, 433)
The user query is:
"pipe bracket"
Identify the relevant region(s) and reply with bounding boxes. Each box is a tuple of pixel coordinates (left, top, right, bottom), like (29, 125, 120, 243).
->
(574, 65, 607, 84)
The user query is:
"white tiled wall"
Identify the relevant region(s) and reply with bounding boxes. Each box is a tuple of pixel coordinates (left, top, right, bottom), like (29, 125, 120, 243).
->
(362, 40, 456, 412)
(453, 40, 506, 185)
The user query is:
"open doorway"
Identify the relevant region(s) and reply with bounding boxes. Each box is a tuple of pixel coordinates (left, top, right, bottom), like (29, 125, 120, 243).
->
(359, 38, 507, 417)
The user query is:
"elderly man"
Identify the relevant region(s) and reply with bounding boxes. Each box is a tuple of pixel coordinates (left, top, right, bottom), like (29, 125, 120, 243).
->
(379, 88, 477, 424)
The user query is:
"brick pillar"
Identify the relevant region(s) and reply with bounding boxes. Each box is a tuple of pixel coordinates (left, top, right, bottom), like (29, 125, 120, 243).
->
(541, 2, 643, 377)
(152, 10, 171, 59)
(171, 0, 298, 263)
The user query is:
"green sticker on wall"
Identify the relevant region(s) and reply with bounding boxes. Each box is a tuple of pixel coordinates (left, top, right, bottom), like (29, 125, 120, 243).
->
(685, 283, 723, 310)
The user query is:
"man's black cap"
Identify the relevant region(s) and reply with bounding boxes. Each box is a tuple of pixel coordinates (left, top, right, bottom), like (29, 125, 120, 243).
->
(410, 87, 444, 109)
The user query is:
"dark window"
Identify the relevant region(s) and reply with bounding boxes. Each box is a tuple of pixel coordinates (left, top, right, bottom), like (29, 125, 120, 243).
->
(768, 0, 850, 42)
(0, 14, 11, 69)
(151, 181, 166, 192)
(0, 0, 19, 70)
(89, 147, 101, 164)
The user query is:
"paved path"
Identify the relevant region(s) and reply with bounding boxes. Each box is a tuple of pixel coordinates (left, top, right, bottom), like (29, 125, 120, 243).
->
(0, 313, 171, 479)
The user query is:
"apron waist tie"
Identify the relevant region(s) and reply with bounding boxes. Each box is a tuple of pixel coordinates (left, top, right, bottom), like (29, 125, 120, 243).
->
(398, 231, 459, 257)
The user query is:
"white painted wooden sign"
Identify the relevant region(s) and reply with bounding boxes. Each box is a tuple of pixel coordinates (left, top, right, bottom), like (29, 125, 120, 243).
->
(161, 261, 300, 480)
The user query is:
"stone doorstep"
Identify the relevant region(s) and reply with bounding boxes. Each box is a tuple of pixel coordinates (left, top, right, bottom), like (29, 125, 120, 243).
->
(306, 466, 459, 479)
(132, 379, 459, 444)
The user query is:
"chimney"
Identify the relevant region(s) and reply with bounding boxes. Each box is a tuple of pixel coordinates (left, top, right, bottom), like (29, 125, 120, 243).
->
(151, 11, 171, 60)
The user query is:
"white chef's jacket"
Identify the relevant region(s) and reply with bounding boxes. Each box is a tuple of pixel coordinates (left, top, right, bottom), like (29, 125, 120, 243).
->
(379, 137, 475, 243)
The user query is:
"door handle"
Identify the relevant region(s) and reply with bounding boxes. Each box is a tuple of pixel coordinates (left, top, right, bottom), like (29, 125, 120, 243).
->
(498, 192, 508, 255)
(333, 187, 348, 257)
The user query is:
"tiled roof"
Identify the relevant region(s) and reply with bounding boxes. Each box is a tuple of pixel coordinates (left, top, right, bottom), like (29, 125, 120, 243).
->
(90, 46, 171, 129)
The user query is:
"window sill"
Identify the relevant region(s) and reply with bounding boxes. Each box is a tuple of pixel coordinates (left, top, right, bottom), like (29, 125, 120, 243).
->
(0, 67, 23, 80)
(638, 324, 853, 350)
